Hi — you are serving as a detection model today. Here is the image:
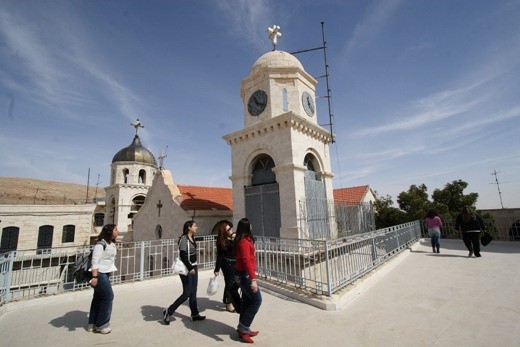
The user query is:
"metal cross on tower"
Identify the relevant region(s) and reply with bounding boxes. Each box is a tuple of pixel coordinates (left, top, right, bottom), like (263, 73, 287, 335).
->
(267, 25, 282, 50)
(130, 118, 144, 135)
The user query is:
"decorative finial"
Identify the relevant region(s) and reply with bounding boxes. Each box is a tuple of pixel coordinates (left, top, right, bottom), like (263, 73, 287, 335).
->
(158, 145, 168, 169)
(130, 118, 144, 135)
(267, 25, 282, 51)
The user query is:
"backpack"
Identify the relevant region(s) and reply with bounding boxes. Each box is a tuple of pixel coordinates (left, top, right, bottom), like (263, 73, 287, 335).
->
(74, 240, 107, 284)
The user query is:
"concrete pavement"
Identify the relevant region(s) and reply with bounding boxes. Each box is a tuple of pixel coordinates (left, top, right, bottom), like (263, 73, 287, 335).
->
(1, 239, 519, 346)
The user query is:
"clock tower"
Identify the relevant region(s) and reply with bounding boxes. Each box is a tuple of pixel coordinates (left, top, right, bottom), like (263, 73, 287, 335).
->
(224, 26, 336, 239)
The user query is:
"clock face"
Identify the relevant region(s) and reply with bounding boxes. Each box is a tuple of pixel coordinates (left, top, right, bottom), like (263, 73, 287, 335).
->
(302, 91, 315, 117)
(247, 90, 268, 116)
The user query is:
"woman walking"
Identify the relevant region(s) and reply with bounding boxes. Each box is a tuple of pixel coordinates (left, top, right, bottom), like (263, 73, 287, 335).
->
(425, 209, 442, 253)
(234, 218, 261, 343)
(88, 224, 119, 334)
(455, 205, 486, 257)
(163, 220, 206, 324)
(213, 220, 241, 313)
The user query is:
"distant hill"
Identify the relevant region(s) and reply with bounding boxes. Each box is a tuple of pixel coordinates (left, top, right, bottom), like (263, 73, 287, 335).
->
(0, 177, 106, 205)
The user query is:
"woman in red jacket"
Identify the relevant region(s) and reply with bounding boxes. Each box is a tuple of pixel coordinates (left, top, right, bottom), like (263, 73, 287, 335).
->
(234, 218, 262, 343)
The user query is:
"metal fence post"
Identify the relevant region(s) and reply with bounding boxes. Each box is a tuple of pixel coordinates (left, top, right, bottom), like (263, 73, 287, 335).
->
(324, 240, 332, 297)
(139, 241, 145, 281)
(4, 252, 15, 303)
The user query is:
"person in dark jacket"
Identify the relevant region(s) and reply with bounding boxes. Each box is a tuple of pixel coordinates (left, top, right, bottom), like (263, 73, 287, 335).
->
(163, 220, 206, 325)
(455, 206, 485, 257)
(213, 220, 241, 313)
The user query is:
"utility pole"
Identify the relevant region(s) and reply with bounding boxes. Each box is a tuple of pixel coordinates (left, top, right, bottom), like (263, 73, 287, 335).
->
(94, 174, 101, 202)
(490, 170, 505, 209)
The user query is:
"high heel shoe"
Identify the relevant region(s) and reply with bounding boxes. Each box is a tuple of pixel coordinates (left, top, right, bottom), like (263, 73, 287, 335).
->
(238, 331, 254, 343)
(226, 304, 236, 313)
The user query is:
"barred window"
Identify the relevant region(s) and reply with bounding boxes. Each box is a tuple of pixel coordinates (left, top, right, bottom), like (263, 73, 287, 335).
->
(62, 225, 75, 243)
(1, 226, 19, 253)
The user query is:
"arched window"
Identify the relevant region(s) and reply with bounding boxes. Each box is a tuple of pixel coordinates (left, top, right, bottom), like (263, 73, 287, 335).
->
(251, 154, 276, 186)
(123, 168, 129, 183)
(138, 169, 146, 184)
(131, 195, 146, 212)
(156, 225, 163, 239)
(304, 154, 316, 171)
(62, 225, 75, 243)
(304, 153, 321, 180)
(37, 225, 53, 254)
(1, 226, 19, 253)
(94, 213, 105, 227)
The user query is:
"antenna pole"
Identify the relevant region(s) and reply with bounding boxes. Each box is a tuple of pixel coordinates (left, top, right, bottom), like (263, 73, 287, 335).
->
(490, 170, 504, 209)
(94, 173, 101, 202)
(321, 21, 334, 143)
(290, 22, 335, 143)
(86, 168, 90, 203)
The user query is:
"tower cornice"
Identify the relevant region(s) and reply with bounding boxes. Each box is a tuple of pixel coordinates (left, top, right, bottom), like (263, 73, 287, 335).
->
(223, 111, 333, 145)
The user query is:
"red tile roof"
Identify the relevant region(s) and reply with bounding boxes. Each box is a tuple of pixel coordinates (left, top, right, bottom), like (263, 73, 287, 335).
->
(178, 185, 232, 211)
(333, 185, 370, 205)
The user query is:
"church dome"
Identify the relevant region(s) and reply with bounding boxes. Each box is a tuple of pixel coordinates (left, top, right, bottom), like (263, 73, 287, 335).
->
(112, 135, 157, 165)
(251, 50, 304, 73)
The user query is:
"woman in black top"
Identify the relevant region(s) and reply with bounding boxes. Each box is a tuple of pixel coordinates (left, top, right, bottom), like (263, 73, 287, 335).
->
(455, 206, 486, 257)
(213, 220, 241, 313)
(163, 220, 206, 324)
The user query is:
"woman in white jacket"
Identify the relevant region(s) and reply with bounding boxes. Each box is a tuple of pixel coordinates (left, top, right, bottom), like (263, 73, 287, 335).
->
(88, 224, 119, 334)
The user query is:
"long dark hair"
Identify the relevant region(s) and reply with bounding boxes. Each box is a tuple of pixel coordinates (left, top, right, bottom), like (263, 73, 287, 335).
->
(461, 205, 476, 223)
(182, 220, 196, 235)
(426, 209, 438, 219)
(98, 224, 116, 243)
(180, 220, 196, 247)
(215, 220, 233, 250)
(233, 218, 254, 252)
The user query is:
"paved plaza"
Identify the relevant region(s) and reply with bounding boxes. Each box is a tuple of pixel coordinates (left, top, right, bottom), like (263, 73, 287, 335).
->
(1, 239, 519, 346)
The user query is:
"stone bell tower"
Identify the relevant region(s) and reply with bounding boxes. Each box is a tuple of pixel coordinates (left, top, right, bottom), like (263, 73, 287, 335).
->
(105, 119, 158, 235)
(224, 26, 336, 239)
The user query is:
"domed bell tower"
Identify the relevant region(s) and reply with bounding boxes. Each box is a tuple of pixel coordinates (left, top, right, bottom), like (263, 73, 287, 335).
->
(224, 26, 336, 239)
(105, 119, 158, 235)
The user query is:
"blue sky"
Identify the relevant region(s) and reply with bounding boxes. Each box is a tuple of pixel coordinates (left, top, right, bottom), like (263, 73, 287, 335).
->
(1, 0, 519, 210)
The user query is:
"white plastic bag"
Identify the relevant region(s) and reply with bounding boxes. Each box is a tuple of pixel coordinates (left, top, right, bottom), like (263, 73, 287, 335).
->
(207, 276, 219, 296)
(171, 257, 188, 275)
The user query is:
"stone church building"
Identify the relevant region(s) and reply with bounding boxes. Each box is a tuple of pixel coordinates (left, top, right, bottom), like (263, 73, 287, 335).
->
(1, 28, 380, 252)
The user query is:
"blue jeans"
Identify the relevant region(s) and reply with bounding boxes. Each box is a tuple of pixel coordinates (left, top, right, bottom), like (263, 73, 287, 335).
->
(88, 273, 113, 329)
(167, 267, 200, 317)
(429, 229, 440, 246)
(236, 271, 262, 332)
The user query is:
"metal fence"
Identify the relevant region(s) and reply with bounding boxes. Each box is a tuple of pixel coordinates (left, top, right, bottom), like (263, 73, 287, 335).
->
(420, 217, 520, 241)
(299, 199, 376, 239)
(1, 222, 421, 307)
(256, 220, 420, 296)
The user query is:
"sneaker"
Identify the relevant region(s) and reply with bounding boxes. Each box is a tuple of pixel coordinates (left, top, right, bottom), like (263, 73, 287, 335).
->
(191, 315, 206, 321)
(94, 327, 111, 334)
(86, 324, 94, 332)
(163, 309, 171, 325)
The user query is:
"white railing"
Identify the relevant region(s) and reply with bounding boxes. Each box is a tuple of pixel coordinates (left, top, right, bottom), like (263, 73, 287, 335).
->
(1, 222, 421, 306)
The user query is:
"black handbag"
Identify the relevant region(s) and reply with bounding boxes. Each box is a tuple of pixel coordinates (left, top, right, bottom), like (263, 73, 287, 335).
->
(481, 232, 493, 246)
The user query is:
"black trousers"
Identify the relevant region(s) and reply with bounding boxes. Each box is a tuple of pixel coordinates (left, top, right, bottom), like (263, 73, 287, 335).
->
(462, 232, 481, 255)
(221, 259, 242, 313)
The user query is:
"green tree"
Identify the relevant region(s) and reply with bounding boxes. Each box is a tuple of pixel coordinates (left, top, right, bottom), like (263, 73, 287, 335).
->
(373, 180, 479, 230)
(397, 184, 431, 221)
(374, 192, 407, 228)
(431, 180, 478, 219)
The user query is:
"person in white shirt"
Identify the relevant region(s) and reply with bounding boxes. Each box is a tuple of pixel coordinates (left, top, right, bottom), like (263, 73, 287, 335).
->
(88, 224, 119, 334)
